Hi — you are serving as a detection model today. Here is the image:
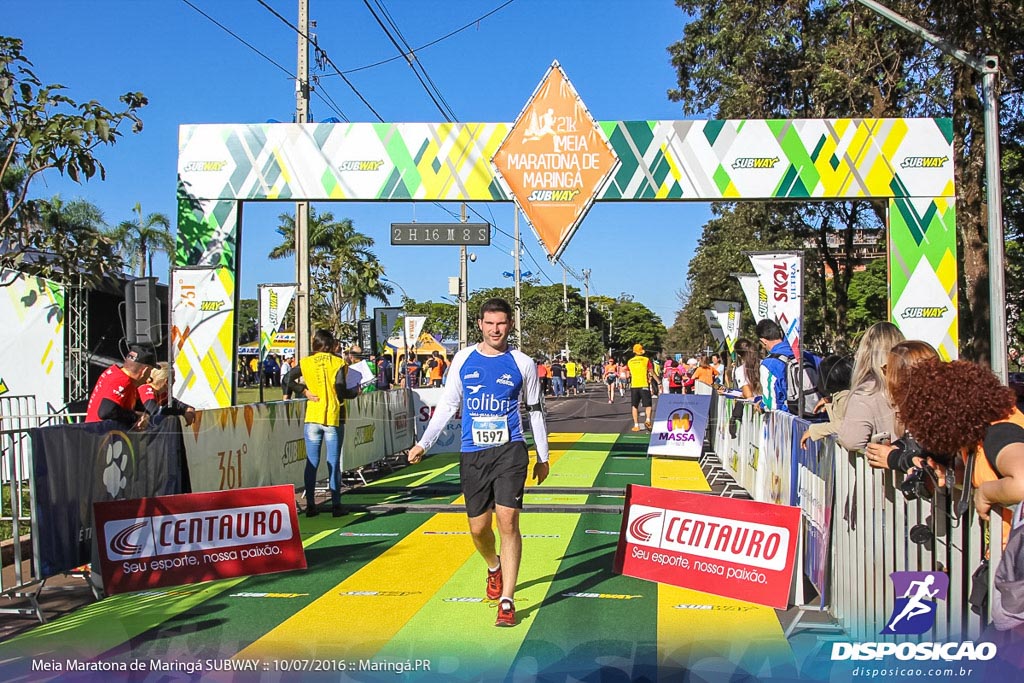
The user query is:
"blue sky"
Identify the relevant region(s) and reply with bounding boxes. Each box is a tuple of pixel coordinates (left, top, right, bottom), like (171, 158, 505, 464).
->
(7, 0, 710, 324)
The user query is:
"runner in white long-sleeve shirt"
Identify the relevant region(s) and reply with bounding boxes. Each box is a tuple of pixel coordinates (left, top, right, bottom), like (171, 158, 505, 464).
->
(407, 298, 549, 628)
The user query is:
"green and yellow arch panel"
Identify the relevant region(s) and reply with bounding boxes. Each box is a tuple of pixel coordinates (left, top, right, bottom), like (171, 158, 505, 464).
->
(176, 118, 955, 408)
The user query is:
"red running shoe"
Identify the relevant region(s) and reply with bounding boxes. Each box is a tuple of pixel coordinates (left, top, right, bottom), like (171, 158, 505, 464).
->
(486, 564, 503, 601)
(495, 599, 515, 627)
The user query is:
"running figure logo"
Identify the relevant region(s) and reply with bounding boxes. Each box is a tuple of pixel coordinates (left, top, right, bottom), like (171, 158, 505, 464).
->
(882, 571, 949, 634)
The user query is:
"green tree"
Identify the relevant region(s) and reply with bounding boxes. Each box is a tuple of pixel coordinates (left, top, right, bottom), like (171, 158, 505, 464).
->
(1, 36, 146, 282)
(404, 300, 458, 343)
(270, 208, 391, 333)
(846, 258, 889, 337)
(111, 202, 173, 277)
(666, 1, 1024, 359)
(235, 298, 258, 345)
(28, 194, 123, 285)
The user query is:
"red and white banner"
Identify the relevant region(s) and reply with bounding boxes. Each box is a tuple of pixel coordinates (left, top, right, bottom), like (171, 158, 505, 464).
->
(613, 484, 800, 609)
(94, 485, 305, 595)
(748, 252, 803, 358)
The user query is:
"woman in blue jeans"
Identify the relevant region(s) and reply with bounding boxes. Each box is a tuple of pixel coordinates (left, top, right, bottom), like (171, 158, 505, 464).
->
(286, 329, 358, 517)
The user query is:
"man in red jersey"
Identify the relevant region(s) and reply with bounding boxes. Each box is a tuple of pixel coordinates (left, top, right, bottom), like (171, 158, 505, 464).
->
(85, 344, 157, 428)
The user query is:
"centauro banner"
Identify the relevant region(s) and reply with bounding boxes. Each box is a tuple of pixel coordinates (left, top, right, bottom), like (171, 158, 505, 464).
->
(613, 484, 801, 609)
(258, 284, 296, 362)
(748, 252, 803, 359)
(171, 267, 235, 409)
(491, 60, 618, 260)
(93, 484, 305, 595)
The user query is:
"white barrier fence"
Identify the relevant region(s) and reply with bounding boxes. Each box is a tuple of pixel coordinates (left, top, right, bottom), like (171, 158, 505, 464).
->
(711, 394, 996, 640)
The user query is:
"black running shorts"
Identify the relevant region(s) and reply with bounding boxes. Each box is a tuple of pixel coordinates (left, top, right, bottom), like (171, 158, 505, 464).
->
(630, 387, 652, 408)
(460, 441, 529, 518)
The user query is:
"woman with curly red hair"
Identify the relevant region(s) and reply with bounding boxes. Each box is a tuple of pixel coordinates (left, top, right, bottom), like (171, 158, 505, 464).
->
(863, 340, 940, 471)
(897, 359, 1024, 522)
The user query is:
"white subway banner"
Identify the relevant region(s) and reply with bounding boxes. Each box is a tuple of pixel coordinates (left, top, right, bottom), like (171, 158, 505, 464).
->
(258, 284, 296, 361)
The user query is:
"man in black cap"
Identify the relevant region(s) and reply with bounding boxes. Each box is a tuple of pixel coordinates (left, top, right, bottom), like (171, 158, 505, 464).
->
(85, 344, 157, 428)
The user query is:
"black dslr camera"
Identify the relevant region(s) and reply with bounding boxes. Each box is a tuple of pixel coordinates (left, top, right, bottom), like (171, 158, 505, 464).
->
(888, 435, 923, 473)
(900, 466, 932, 501)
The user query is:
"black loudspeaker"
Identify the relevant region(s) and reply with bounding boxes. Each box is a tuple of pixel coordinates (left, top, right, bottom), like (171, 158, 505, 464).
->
(125, 277, 162, 346)
(358, 318, 376, 353)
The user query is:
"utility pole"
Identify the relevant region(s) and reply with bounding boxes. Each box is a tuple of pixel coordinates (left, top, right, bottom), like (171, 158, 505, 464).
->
(294, 0, 311, 360)
(459, 203, 468, 348)
(582, 268, 591, 330)
(513, 207, 522, 343)
(855, 0, 1007, 381)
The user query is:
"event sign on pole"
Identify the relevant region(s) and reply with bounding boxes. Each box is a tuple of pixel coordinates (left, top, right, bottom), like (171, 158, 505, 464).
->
(647, 394, 712, 458)
(613, 484, 801, 609)
(258, 284, 296, 362)
(747, 252, 804, 359)
(170, 267, 235, 409)
(733, 272, 774, 325)
(93, 485, 306, 595)
(490, 60, 619, 260)
(711, 300, 742, 353)
(374, 307, 403, 353)
(403, 316, 427, 350)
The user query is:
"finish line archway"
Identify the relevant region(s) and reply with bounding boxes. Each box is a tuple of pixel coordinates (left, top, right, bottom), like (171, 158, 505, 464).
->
(173, 75, 956, 409)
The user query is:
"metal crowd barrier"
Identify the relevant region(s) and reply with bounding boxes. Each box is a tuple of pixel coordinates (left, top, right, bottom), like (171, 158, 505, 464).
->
(0, 396, 86, 622)
(709, 394, 996, 640)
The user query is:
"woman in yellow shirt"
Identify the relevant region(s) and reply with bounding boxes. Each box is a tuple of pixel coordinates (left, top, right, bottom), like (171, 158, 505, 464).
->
(286, 329, 359, 517)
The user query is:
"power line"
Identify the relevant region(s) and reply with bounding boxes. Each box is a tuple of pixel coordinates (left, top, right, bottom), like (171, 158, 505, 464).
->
(335, 0, 517, 75)
(179, 0, 347, 122)
(255, 0, 385, 121)
(362, 0, 457, 122)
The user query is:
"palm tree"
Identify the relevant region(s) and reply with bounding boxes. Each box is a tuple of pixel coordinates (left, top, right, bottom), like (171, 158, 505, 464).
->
(111, 202, 173, 277)
(32, 195, 121, 286)
(270, 208, 390, 331)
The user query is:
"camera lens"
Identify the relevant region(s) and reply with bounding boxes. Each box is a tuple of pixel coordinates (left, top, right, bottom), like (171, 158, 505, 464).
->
(909, 524, 934, 545)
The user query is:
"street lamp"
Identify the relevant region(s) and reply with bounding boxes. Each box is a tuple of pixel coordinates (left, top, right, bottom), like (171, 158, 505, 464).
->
(855, 0, 1007, 380)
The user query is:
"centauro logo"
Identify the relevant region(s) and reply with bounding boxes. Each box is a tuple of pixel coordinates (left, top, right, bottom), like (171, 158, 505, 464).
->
(338, 591, 420, 597)
(732, 157, 780, 169)
(673, 604, 757, 612)
(229, 592, 309, 599)
(338, 160, 385, 172)
(200, 300, 226, 312)
(900, 156, 948, 168)
(901, 306, 948, 319)
(526, 189, 581, 202)
(183, 160, 228, 172)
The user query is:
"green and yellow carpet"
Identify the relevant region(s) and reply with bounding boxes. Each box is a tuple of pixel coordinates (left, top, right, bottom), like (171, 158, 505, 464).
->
(0, 433, 794, 681)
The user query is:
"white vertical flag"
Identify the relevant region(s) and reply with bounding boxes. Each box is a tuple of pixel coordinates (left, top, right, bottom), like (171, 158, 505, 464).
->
(703, 309, 727, 348)
(404, 315, 427, 348)
(712, 300, 742, 353)
(258, 284, 296, 361)
(734, 273, 774, 324)
(748, 252, 803, 358)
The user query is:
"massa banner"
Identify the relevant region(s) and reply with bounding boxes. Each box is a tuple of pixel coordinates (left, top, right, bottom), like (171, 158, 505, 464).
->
(93, 484, 305, 595)
(614, 484, 800, 609)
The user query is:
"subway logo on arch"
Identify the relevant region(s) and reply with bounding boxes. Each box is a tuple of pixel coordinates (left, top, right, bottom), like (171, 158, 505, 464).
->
(624, 503, 790, 572)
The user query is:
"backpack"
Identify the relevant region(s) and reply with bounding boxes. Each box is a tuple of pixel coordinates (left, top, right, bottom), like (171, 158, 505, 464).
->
(769, 350, 822, 416)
